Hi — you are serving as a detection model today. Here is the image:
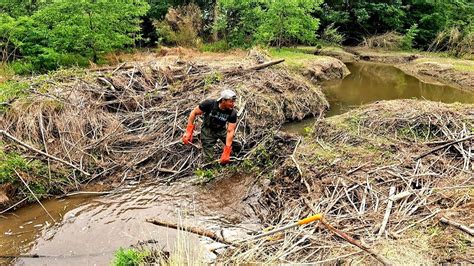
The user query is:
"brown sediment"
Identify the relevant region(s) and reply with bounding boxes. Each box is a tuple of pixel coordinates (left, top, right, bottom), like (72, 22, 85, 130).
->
(396, 61, 474, 92)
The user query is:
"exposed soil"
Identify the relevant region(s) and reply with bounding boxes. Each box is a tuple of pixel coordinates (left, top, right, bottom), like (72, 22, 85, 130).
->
(397, 60, 474, 91)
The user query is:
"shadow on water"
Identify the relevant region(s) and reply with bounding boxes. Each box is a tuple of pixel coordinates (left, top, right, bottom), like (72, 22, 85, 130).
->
(284, 62, 474, 133)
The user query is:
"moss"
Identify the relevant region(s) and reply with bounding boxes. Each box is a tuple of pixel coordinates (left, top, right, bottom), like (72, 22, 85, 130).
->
(0, 81, 29, 111)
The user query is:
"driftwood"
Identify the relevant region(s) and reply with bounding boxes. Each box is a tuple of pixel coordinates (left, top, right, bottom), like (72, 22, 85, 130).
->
(440, 217, 474, 236)
(146, 218, 234, 245)
(1, 130, 91, 176)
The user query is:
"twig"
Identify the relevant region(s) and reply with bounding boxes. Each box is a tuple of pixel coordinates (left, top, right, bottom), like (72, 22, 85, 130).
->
(394, 210, 440, 235)
(320, 219, 392, 265)
(1, 130, 91, 176)
(415, 135, 474, 160)
(440, 216, 474, 236)
(0, 198, 27, 215)
(15, 170, 56, 223)
(377, 186, 396, 238)
(59, 191, 113, 198)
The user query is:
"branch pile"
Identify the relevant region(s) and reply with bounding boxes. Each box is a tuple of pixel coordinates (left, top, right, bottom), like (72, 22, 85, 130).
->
(0, 54, 328, 204)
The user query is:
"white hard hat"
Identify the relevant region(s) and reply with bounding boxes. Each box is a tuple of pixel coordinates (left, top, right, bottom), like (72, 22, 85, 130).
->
(217, 89, 237, 101)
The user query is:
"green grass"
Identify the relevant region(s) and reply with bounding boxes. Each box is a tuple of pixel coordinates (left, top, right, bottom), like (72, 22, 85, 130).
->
(0, 81, 29, 106)
(268, 47, 331, 69)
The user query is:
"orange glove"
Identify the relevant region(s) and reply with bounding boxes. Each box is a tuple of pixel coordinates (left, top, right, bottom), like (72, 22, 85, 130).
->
(220, 145, 232, 164)
(182, 124, 194, 144)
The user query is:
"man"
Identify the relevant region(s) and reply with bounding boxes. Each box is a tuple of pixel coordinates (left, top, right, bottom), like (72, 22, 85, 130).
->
(182, 89, 241, 164)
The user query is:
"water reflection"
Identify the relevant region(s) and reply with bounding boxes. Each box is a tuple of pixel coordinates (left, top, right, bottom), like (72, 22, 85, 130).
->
(324, 62, 474, 116)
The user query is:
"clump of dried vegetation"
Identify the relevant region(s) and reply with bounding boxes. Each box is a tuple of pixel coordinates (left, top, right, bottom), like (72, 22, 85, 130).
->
(224, 100, 473, 264)
(0, 50, 327, 208)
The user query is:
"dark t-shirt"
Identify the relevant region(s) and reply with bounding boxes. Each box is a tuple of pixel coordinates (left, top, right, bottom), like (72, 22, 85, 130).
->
(199, 99, 237, 130)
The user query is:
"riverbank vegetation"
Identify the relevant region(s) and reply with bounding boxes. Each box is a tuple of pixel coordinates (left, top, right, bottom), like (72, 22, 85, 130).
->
(0, 0, 472, 75)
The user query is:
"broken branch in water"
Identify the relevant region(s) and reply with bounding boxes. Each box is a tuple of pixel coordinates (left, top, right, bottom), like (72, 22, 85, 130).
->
(14, 170, 56, 223)
(145, 218, 234, 245)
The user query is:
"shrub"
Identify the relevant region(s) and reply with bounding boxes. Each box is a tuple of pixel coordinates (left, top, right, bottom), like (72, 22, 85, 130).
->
(112, 248, 148, 266)
(429, 26, 474, 58)
(361, 31, 404, 49)
(154, 3, 203, 47)
(401, 24, 419, 50)
(321, 23, 345, 45)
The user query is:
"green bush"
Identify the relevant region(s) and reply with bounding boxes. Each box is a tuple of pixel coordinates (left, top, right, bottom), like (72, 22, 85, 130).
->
(321, 23, 345, 45)
(0, 150, 30, 184)
(199, 40, 230, 52)
(401, 24, 419, 50)
(113, 248, 148, 266)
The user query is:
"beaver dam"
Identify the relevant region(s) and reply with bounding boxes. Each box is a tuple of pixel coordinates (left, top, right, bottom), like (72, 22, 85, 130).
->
(1, 49, 473, 264)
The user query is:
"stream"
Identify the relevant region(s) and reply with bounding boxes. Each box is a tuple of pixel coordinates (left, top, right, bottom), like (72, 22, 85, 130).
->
(1, 62, 474, 265)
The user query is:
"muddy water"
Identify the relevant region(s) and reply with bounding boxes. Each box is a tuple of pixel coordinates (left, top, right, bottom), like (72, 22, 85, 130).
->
(1, 175, 257, 265)
(284, 62, 474, 133)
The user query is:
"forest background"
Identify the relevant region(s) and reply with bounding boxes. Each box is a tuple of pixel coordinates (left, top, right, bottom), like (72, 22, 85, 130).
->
(0, 0, 472, 75)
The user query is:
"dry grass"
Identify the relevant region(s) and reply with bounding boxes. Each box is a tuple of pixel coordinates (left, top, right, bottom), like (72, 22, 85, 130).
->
(221, 99, 473, 264)
(0, 49, 328, 208)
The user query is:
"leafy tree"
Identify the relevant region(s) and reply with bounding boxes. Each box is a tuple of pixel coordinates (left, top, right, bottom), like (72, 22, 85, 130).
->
(217, 0, 264, 47)
(1, 0, 149, 71)
(256, 0, 322, 48)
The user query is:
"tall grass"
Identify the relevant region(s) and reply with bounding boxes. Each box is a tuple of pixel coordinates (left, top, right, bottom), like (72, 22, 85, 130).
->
(429, 26, 474, 58)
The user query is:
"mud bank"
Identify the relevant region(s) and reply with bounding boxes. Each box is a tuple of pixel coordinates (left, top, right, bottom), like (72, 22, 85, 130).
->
(318, 47, 474, 91)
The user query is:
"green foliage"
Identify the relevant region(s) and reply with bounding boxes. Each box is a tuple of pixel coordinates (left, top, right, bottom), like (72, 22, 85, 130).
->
(194, 167, 219, 183)
(0, 0, 149, 72)
(401, 24, 419, 50)
(199, 40, 230, 52)
(0, 150, 30, 184)
(320, 22, 344, 45)
(154, 3, 203, 47)
(255, 0, 321, 47)
(112, 247, 148, 266)
(217, 0, 321, 48)
(203, 71, 223, 89)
